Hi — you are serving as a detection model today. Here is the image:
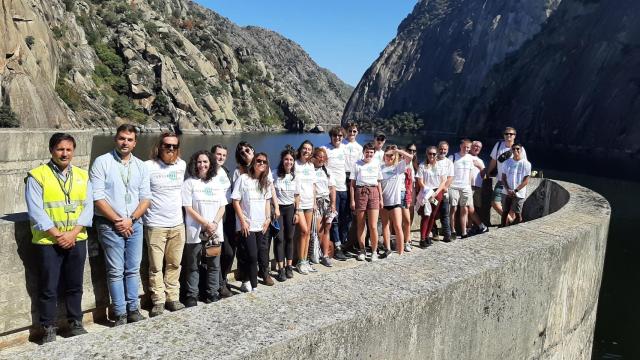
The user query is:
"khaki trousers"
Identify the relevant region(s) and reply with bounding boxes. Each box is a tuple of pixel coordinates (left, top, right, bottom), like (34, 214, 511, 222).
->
(144, 224, 185, 304)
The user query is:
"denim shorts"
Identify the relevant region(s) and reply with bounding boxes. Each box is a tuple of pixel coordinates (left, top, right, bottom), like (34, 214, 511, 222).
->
(493, 182, 505, 203)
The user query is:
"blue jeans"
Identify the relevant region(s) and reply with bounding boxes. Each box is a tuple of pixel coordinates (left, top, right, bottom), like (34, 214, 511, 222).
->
(96, 217, 143, 316)
(330, 190, 350, 247)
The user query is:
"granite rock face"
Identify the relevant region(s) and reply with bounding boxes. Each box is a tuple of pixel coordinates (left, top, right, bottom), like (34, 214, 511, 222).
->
(342, 0, 560, 131)
(0, 0, 351, 132)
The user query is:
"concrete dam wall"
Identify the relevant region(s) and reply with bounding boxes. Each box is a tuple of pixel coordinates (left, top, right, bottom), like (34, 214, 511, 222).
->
(0, 129, 609, 359)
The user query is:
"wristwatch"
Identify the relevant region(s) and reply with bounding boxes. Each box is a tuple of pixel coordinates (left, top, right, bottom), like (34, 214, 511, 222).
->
(130, 215, 139, 223)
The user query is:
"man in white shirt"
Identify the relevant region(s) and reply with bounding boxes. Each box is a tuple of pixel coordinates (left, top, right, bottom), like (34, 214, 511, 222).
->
(487, 127, 528, 222)
(448, 139, 475, 238)
(372, 132, 386, 165)
(321, 126, 349, 260)
(343, 123, 363, 179)
(501, 143, 531, 227)
(435, 141, 454, 242)
(143, 132, 187, 317)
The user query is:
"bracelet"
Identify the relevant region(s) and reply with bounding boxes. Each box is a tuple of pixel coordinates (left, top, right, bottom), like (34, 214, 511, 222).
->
(212, 219, 219, 225)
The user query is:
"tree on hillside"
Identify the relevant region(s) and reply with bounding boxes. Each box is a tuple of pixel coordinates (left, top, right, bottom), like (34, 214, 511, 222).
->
(0, 103, 19, 128)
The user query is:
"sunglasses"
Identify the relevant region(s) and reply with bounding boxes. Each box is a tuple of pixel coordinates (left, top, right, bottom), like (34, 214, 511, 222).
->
(162, 143, 179, 150)
(332, 134, 343, 138)
(512, 147, 522, 151)
(349, 130, 358, 134)
(384, 153, 395, 158)
(504, 133, 516, 136)
(255, 159, 267, 165)
(408, 149, 417, 153)
(376, 137, 386, 142)
(427, 152, 437, 156)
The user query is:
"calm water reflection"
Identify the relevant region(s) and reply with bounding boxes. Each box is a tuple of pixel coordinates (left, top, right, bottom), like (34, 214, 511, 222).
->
(91, 132, 638, 359)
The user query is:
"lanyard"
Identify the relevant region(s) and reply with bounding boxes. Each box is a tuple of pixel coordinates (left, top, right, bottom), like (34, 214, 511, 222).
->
(113, 150, 132, 192)
(48, 163, 73, 204)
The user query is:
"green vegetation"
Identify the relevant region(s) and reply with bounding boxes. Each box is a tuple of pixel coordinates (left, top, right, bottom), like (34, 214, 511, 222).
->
(25, 36, 35, 49)
(56, 78, 83, 111)
(112, 95, 147, 124)
(52, 25, 66, 40)
(94, 42, 124, 75)
(0, 103, 19, 128)
(361, 112, 424, 134)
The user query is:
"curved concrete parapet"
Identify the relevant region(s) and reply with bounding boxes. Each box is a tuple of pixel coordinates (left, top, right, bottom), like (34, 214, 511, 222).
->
(9, 179, 609, 359)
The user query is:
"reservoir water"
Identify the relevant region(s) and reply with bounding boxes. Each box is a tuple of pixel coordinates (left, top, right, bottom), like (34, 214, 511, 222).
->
(91, 131, 639, 360)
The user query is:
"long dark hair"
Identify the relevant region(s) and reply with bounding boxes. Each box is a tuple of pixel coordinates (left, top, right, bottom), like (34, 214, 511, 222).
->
(186, 150, 217, 181)
(235, 141, 254, 173)
(277, 145, 296, 180)
(296, 140, 313, 161)
(248, 152, 270, 192)
(406, 142, 419, 172)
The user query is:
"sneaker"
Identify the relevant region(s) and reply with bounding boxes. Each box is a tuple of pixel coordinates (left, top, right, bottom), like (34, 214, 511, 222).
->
(113, 314, 127, 327)
(320, 257, 333, 267)
(68, 320, 87, 337)
(184, 297, 198, 308)
(251, 288, 258, 293)
(384, 249, 394, 258)
(262, 273, 275, 286)
(404, 242, 412, 252)
(460, 233, 469, 239)
(307, 262, 318, 273)
(127, 309, 146, 322)
(451, 232, 457, 240)
(370, 252, 379, 262)
(276, 268, 287, 282)
(334, 247, 348, 261)
(219, 284, 233, 298)
(240, 281, 252, 293)
(419, 239, 430, 248)
(285, 265, 294, 279)
(478, 224, 489, 234)
(149, 304, 164, 318)
(296, 261, 309, 275)
(356, 251, 366, 261)
(165, 301, 185, 312)
(442, 236, 452, 243)
(205, 294, 220, 303)
(42, 325, 57, 343)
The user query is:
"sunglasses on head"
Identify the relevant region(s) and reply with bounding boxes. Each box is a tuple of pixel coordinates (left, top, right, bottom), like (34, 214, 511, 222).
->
(162, 143, 179, 150)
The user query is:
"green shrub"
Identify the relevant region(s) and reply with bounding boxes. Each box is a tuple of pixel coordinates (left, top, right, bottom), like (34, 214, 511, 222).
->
(94, 43, 124, 75)
(52, 25, 66, 39)
(25, 36, 35, 49)
(112, 95, 133, 117)
(56, 79, 82, 111)
(0, 104, 19, 127)
(94, 64, 112, 78)
(64, 0, 75, 11)
(153, 93, 170, 115)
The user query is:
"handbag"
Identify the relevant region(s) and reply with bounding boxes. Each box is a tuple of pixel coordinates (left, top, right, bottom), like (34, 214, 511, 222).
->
(202, 233, 221, 257)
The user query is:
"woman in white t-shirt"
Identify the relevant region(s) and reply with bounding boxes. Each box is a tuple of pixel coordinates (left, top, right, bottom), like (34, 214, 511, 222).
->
(294, 140, 317, 275)
(379, 145, 413, 257)
(311, 147, 336, 268)
(181, 150, 229, 306)
(415, 146, 447, 248)
(231, 153, 272, 293)
(349, 142, 383, 261)
(272, 146, 299, 282)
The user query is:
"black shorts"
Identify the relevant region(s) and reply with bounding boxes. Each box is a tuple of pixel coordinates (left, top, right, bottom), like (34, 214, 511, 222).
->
(383, 204, 401, 210)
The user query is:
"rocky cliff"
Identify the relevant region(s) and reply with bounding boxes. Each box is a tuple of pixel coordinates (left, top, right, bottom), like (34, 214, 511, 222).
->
(0, 0, 351, 132)
(342, 0, 561, 133)
(463, 0, 640, 153)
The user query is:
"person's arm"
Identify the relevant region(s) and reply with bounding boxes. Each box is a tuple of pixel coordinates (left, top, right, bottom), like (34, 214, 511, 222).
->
(25, 176, 55, 233)
(271, 184, 280, 219)
(377, 181, 384, 208)
(435, 174, 447, 198)
(233, 199, 249, 237)
(515, 176, 530, 194)
(350, 179, 356, 211)
(262, 194, 271, 234)
(76, 180, 94, 228)
(396, 149, 413, 164)
(487, 159, 497, 179)
(293, 194, 301, 224)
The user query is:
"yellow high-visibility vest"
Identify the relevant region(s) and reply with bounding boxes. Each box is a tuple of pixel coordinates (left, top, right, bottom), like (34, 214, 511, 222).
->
(28, 164, 89, 245)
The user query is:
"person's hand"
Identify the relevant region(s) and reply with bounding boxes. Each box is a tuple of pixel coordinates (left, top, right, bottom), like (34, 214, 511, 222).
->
(114, 217, 133, 234)
(261, 219, 270, 234)
(350, 201, 356, 211)
(240, 219, 250, 237)
(379, 198, 384, 209)
(274, 208, 281, 219)
(293, 213, 299, 224)
(330, 204, 337, 213)
(56, 232, 76, 249)
(205, 222, 217, 236)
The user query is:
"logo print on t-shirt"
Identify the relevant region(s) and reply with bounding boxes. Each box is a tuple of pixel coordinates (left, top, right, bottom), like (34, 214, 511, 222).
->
(204, 187, 214, 197)
(168, 170, 178, 181)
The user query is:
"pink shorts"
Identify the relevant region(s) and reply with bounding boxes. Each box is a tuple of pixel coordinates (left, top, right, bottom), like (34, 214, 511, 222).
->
(355, 186, 380, 211)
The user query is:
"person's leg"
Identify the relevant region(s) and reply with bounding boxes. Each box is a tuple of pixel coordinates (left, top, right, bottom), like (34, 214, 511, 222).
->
(301, 210, 314, 261)
(237, 232, 250, 287)
(426, 192, 444, 242)
(124, 221, 144, 312)
(274, 213, 285, 268)
(492, 182, 505, 216)
(144, 226, 168, 306)
(380, 209, 391, 251)
(164, 224, 186, 303)
(440, 193, 452, 241)
(419, 207, 430, 241)
(391, 207, 404, 254)
(96, 217, 127, 317)
(356, 210, 367, 251)
(501, 196, 512, 227)
(62, 240, 87, 322)
(220, 231, 237, 285)
(182, 243, 201, 301)
(205, 255, 221, 300)
(37, 244, 63, 327)
(459, 206, 469, 236)
(247, 232, 261, 289)
(296, 211, 310, 262)
(258, 227, 271, 277)
(401, 207, 411, 248)
(336, 190, 350, 247)
(367, 209, 380, 252)
(281, 205, 295, 267)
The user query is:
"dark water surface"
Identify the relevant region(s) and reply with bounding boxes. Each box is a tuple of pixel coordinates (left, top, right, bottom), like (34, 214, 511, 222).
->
(91, 132, 639, 359)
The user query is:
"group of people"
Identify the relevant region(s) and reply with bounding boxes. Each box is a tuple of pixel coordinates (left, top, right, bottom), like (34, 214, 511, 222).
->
(26, 123, 531, 343)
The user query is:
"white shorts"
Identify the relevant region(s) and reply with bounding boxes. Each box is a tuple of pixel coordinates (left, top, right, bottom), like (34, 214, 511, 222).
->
(449, 187, 473, 207)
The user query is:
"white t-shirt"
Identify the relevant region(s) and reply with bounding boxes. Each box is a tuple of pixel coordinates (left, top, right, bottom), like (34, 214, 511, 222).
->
(350, 159, 382, 186)
(449, 153, 474, 190)
(314, 166, 336, 198)
(470, 155, 485, 188)
(321, 143, 347, 192)
(380, 161, 407, 206)
(435, 158, 455, 187)
(294, 160, 316, 210)
(181, 175, 229, 244)
(502, 158, 532, 198)
(272, 171, 299, 206)
(233, 167, 274, 186)
(231, 174, 272, 232)
(416, 163, 443, 189)
(343, 141, 363, 173)
(372, 149, 384, 166)
(490, 141, 528, 180)
(143, 159, 186, 227)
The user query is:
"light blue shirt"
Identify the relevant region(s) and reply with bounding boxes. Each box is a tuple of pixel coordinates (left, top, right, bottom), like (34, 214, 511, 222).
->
(25, 161, 94, 231)
(90, 150, 151, 219)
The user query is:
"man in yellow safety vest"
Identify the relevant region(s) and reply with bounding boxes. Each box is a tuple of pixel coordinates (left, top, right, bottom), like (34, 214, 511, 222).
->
(25, 133, 93, 343)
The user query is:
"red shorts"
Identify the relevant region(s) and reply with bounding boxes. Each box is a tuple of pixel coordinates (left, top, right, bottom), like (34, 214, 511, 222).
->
(355, 186, 380, 211)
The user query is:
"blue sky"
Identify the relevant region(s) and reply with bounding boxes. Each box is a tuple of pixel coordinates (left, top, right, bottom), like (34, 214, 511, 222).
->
(195, 1, 417, 86)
